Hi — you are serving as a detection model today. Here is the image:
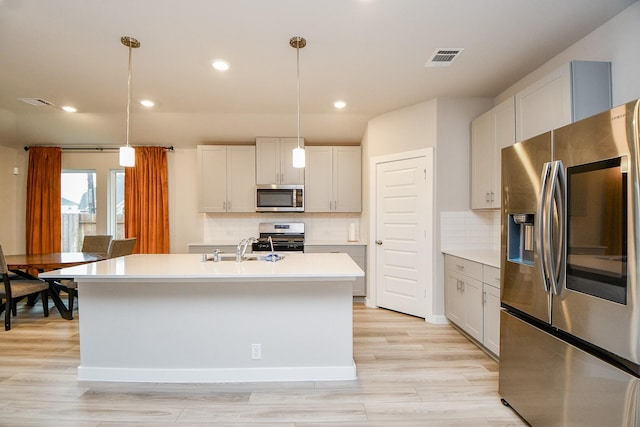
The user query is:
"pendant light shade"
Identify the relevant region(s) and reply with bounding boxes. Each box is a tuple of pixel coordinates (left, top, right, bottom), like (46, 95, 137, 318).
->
(290, 36, 306, 169)
(119, 145, 135, 167)
(292, 145, 305, 168)
(119, 36, 140, 167)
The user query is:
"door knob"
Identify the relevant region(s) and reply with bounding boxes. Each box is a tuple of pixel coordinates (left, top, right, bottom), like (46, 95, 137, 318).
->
(375, 240, 383, 245)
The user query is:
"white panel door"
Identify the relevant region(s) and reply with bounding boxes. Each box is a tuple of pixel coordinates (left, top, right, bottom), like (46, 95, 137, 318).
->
(375, 156, 429, 318)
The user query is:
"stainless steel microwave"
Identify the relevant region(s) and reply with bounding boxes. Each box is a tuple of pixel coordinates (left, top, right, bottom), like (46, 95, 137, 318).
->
(256, 185, 304, 212)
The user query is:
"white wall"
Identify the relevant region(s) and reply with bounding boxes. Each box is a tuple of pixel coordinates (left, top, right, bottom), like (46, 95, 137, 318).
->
(0, 146, 27, 253)
(363, 97, 492, 320)
(496, 1, 640, 106)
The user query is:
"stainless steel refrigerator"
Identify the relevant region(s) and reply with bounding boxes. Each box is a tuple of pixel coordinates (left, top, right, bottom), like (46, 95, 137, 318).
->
(499, 99, 640, 426)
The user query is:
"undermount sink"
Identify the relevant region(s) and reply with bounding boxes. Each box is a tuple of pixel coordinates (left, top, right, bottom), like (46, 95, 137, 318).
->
(215, 253, 285, 262)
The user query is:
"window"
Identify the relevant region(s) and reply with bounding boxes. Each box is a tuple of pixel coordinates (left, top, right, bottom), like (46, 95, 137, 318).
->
(61, 171, 97, 251)
(108, 169, 125, 239)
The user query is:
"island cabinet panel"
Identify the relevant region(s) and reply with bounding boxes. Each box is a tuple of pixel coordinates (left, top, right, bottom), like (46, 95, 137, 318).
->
(40, 253, 362, 383)
(470, 97, 515, 209)
(255, 137, 304, 185)
(305, 146, 361, 213)
(305, 244, 366, 296)
(197, 145, 256, 213)
(515, 60, 611, 142)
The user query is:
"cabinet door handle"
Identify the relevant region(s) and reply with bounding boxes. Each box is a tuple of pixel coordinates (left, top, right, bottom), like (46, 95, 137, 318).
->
(455, 264, 464, 271)
(490, 191, 495, 202)
(483, 290, 487, 305)
(223, 201, 226, 210)
(375, 240, 383, 245)
(227, 200, 231, 211)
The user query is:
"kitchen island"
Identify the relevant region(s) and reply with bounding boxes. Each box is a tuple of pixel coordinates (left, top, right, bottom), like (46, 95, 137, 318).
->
(40, 253, 363, 383)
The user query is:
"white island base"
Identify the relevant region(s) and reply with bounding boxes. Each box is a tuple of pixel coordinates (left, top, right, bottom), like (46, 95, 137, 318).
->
(43, 253, 361, 383)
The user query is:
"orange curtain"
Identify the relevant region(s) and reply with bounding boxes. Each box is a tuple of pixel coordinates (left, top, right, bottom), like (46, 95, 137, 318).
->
(124, 146, 170, 253)
(26, 147, 62, 254)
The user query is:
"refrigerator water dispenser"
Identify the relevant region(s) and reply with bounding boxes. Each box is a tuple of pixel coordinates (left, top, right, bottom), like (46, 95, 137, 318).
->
(508, 213, 534, 265)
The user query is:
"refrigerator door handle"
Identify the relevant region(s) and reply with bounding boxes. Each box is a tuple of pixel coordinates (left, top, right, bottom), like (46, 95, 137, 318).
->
(548, 160, 566, 295)
(537, 162, 552, 292)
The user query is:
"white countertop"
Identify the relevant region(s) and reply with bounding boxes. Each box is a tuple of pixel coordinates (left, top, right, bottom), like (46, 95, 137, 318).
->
(304, 240, 367, 246)
(188, 241, 239, 247)
(442, 249, 501, 268)
(39, 253, 364, 282)
(189, 241, 368, 247)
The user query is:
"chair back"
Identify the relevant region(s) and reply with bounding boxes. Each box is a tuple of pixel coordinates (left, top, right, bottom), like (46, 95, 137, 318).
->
(81, 235, 112, 254)
(107, 238, 136, 258)
(0, 245, 8, 275)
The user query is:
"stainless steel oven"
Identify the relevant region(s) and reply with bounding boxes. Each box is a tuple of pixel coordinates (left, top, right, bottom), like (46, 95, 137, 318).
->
(252, 222, 305, 252)
(256, 185, 304, 212)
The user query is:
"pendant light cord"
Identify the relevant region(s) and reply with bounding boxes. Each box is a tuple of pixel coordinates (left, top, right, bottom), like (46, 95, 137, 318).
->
(296, 37, 301, 150)
(126, 38, 132, 148)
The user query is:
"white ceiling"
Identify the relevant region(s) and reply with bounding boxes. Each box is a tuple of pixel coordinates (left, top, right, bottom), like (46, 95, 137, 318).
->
(0, 0, 635, 148)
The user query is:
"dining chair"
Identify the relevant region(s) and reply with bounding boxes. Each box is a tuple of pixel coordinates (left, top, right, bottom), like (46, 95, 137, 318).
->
(107, 237, 137, 258)
(0, 244, 50, 331)
(63, 234, 113, 312)
(81, 234, 112, 254)
(63, 238, 136, 314)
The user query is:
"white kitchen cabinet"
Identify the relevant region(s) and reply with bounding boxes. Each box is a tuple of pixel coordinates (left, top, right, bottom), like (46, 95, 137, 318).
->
(197, 145, 256, 213)
(483, 266, 501, 356)
(305, 146, 361, 212)
(445, 269, 465, 327)
(304, 244, 366, 296)
(470, 97, 515, 209)
(445, 254, 501, 356)
(255, 137, 304, 185)
(515, 60, 611, 142)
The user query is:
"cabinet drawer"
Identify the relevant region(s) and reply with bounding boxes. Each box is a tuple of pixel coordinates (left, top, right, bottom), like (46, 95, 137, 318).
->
(483, 265, 501, 288)
(444, 255, 482, 280)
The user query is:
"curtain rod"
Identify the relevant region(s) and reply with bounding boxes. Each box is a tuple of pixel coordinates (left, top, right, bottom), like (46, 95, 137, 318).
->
(24, 145, 174, 152)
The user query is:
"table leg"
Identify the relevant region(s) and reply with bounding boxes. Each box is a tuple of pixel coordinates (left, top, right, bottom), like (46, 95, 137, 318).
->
(45, 281, 73, 320)
(10, 269, 73, 320)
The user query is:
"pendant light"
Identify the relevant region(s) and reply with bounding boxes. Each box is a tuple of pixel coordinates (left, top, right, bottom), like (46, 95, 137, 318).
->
(290, 36, 306, 169)
(119, 36, 140, 167)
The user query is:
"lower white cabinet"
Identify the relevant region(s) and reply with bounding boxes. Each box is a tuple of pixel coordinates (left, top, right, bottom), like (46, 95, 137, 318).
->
(445, 254, 500, 356)
(304, 244, 366, 296)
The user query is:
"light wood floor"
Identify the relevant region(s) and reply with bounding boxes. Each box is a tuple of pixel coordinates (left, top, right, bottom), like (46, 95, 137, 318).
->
(0, 302, 527, 426)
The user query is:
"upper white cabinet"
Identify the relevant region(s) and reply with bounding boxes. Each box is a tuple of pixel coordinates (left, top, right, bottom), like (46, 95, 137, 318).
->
(255, 137, 304, 185)
(515, 60, 611, 142)
(305, 146, 361, 212)
(197, 145, 256, 213)
(471, 97, 515, 209)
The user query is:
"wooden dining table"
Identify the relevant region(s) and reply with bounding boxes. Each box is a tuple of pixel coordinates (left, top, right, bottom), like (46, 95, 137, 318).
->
(6, 252, 106, 320)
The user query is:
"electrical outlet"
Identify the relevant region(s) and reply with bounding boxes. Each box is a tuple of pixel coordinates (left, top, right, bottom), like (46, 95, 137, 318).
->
(251, 343, 262, 360)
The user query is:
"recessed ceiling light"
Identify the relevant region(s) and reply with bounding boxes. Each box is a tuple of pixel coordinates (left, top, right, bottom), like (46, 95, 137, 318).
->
(334, 100, 346, 109)
(61, 106, 77, 113)
(140, 100, 155, 107)
(212, 60, 229, 71)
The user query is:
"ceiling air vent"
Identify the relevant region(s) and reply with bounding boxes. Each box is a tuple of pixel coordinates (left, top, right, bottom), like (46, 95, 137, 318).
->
(425, 48, 464, 67)
(17, 97, 56, 107)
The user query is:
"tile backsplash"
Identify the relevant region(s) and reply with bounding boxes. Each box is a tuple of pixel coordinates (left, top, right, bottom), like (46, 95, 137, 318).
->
(202, 213, 362, 243)
(440, 210, 500, 252)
